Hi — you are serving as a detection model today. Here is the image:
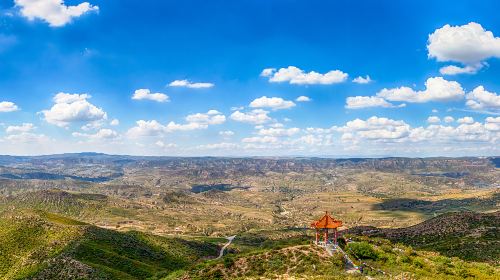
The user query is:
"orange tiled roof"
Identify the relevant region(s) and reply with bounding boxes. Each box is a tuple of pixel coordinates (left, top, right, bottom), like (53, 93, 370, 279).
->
(311, 211, 343, 229)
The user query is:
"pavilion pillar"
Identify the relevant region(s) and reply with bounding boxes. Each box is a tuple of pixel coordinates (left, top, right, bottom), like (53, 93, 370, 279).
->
(324, 229, 328, 244)
(334, 229, 338, 245)
(315, 229, 319, 244)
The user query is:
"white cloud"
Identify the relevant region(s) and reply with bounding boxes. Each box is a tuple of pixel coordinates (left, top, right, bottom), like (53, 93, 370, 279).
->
(345, 96, 403, 109)
(80, 120, 104, 131)
(257, 127, 300, 137)
(260, 68, 276, 77)
(427, 116, 441, 123)
(132, 89, 169, 102)
(197, 142, 238, 150)
(127, 120, 166, 138)
(15, 0, 99, 27)
(439, 64, 482, 75)
(0, 101, 19, 112)
(4, 132, 49, 143)
(352, 75, 372, 84)
(428, 22, 500, 65)
(73, 128, 119, 141)
(444, 116, 455, 123)
(377, 77, 464, 103)
(242, 136, 279, 144)
(485, 117, 500, 131)
(110, 119, 119, 126)
(127, 110, 225, 138)
(296, 96, 311, 102)
(168, 79, 214, 89)
(262, 66, 348, 85)
(457, 117, 474, 124)
(6, 123, 35, 133)
(466, 86, 500, 110)
(219, 130, 234, 137)
(339, 116, 411, 140)
(249, 96, 296, 110)
(165, 121, 207, 132)
(185, 110, 226, 125)
(230, 109, 271, 124)
(42, 92, 107, 127)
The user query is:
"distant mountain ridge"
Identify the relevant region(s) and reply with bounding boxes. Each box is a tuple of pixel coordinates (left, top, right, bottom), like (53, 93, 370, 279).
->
(0, 153, 498, 171)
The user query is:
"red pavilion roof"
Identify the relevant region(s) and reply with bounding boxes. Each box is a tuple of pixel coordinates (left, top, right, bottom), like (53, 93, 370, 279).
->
(311, 211, 343, 229)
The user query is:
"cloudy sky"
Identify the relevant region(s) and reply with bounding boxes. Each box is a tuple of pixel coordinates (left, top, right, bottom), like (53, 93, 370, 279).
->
(0, 0, 499, 157)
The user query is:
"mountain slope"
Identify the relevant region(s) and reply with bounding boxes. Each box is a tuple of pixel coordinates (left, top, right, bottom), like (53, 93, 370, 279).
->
(346, 211, 500, 262)
(0, 210, 219, 280)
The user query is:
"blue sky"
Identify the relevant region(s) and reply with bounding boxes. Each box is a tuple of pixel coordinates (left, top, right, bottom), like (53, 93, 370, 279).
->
(0, 0, 499, 156)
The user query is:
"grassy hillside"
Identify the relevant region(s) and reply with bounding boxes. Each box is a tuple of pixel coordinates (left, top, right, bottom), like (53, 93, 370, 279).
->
(182, 237, 500, 280)
(347, 211, 500, 262)
(0, 210, 219, 280)
(0, 189, 108, 217)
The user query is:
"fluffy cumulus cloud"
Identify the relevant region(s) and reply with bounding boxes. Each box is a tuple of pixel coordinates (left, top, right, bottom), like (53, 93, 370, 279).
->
(439, 64, 482, 75)
(428, 22, 500, 75)
(168, 79, 214, 89)
(293, 116, 499, 155)
(0, 101, 19, 112)
(127, 120, 165, 138)
(409, 122, 498, 143)
(3, 123, 48, 144)
(339, 116, 411, 140)
(457, 117, 474, 124)
(42, 93, 107, 127)
(295, 96, 311, 102)
(184, 110, 226, 125)
(377, 77, 464, 103)
(132, 89, 169, 102)
(444, 116, 455, 123)
(466, 86, 500, 110)
(6, 123, 35, 133)
(352, 75, 372, 84)
(230, 109, 271, 124)
(15, 0, 99, 27)
(4, 132, 49, 143)
(485, 117, 500, 131)
(249, 96, 295, 110)
(127, 110, 225, 138)
(427, 116, 441, 123)
(261, 66, 348, 85)
(345, 96, 403, 109)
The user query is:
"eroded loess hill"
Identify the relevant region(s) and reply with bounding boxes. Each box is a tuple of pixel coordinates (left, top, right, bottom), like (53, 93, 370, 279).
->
(0, 211, 219, 280)
(346, 211, 500, 262)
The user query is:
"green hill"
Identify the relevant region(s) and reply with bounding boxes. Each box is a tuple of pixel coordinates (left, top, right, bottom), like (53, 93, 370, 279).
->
(0, 189, 108, 218)
(0, 210, 219, 280)
(347, 211, 500, 262)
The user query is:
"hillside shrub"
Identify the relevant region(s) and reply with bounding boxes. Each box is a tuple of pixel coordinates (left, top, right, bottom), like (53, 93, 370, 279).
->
(337, 237, 346, 249)
(347, 242, 378, 260)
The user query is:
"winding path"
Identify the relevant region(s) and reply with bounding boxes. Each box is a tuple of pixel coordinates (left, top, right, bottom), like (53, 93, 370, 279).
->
(216, 235, 236, 259)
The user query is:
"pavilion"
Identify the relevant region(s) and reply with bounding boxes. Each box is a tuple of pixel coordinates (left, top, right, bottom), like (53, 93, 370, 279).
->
(311, 211, 343, 245)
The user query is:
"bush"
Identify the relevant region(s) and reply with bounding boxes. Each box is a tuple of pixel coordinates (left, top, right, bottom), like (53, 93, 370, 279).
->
(223, 256, 234, 268)
(337, 237, 347, 249)
(330, 252, 345, 268)
(347, 242, 378, 260)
